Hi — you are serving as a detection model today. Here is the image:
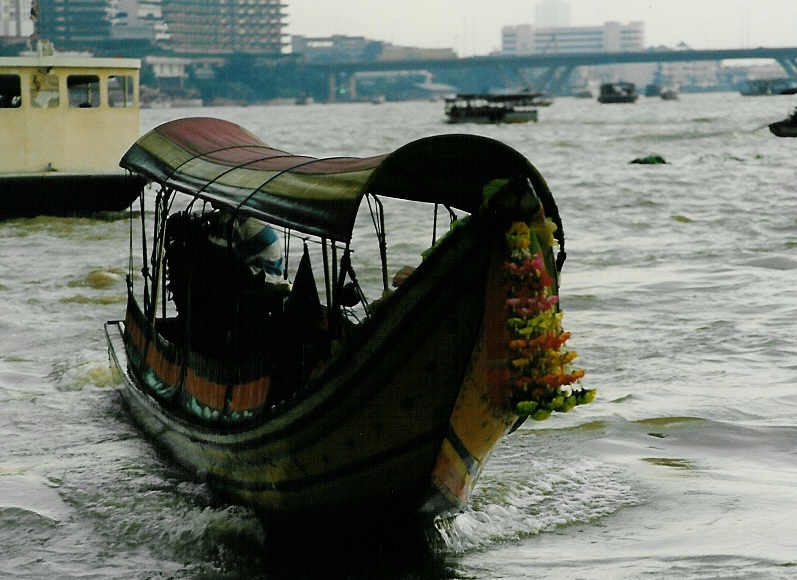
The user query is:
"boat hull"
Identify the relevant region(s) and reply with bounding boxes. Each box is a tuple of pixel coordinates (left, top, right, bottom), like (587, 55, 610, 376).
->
(769, 122, 797, 137)
(597, 95, 638, 104)
(0, 171, 144, 216)
(446, 110, 538, 124)
(106, 217, 525, 521)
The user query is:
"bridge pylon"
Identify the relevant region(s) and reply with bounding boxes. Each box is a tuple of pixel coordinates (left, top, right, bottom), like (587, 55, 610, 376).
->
(776, 57, 797, 80)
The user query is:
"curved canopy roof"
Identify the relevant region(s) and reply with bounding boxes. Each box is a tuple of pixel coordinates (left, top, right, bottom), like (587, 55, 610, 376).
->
(121, 117, 556, 242)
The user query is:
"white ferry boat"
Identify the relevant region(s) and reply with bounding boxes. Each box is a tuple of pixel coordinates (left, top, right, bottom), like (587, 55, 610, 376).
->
(444, 93, 540, 124)
(0, 53, 144, 216)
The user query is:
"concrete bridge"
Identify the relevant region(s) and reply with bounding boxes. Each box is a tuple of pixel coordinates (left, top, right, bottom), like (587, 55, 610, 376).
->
(305, 46, 797, 101)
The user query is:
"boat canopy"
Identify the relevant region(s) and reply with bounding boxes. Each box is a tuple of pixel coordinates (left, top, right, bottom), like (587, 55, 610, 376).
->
(121, 117, 552, 242)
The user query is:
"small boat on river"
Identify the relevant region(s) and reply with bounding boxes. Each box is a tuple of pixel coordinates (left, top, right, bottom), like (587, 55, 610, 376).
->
(444, 93, 542, 123)
(769, 108, 797, 137)
(740, 78, 797, 96)
(597, 82, 638, 104)
(104, 117, 592, 527)
(0, 51, 144, 216)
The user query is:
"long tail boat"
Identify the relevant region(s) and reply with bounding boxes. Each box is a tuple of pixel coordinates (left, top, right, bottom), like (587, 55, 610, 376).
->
(104, 117, 591, 526)
(769, 108, 797, 137)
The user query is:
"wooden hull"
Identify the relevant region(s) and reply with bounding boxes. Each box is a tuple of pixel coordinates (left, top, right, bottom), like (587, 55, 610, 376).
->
(0, 171, 144, 216)
(106, 216, 528, 521)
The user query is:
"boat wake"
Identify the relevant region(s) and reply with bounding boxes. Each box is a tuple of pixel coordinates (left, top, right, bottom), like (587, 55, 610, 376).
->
(439, 455, 641, 553)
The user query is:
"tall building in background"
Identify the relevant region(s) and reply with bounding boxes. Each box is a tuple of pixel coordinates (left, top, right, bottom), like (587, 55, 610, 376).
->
(37, 0, 115, 48)
(0, 0, 33, 37)
(535, 0, 569, 28)
(501, 21, 644, 55)
(30, 0, 283, 53)
(501, 20, 649, 88)
(113, 0, 169, 42)
(161, 0, 287, 54)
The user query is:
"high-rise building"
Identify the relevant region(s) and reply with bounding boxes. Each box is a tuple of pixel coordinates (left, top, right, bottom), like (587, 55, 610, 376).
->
(502, 21, 644, 55)
(36, 0, 115, 48)
(112, 0, 169, 41)
(0, 0, 33, 37)
(535, 0, 569, 28)
(33, 0, 283, 53)
(161, 0, 287, 54)
(501, 21, 649, 89)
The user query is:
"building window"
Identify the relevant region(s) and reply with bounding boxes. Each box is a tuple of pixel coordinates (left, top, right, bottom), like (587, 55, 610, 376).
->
(68, 75, 100, 108)
(31, 72, 60, 108)
(108, 75, 135, 107)
(0, 74, 22, 108)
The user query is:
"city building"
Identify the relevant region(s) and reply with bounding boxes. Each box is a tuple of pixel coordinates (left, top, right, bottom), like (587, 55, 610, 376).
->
(377, 44, 456, 62)
(161, 0, 287, 54)
(36, 0, 115, 49)
(501, 21, 645, 55)
(501, 21, 648, 91)
(656, 44, 720, 90)
(34, 0, 283, 54)
(292, 35, 381, 63)
(0, 0, 33, 37)
(292, 34, 456, 64)
(112, 0, 168, 42)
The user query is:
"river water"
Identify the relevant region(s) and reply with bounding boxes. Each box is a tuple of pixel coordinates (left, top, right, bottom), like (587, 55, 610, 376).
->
(2, 93, 796, 579)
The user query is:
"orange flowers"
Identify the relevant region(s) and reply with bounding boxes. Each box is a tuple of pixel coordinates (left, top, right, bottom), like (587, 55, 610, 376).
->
(502, 221, 593, 420)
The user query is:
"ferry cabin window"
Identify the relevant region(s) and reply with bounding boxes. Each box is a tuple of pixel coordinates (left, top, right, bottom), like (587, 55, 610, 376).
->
(0, 74, 22, 108)
(67, 75, 100, 108)
(31, 72, 60, 108)
(108, 75, 134, 107)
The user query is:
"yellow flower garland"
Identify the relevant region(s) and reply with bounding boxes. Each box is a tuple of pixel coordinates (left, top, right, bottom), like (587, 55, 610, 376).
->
(503, 220, 595, 420)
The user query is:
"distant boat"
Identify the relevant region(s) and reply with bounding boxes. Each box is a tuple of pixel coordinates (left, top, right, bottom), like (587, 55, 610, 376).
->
(660, 88, 679, 100)
(573, 88, 593, 99)
(740, 78, 797, 96)
(527, 92, 554, 107)
(741, 79, 774, 96)
(597, 82, 638, 104)
(0, 53, 144, 216)
(444, 93, 539, 124)
(769, 108, 797, 137)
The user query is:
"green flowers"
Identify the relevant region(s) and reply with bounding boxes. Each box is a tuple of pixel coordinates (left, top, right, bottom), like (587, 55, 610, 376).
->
(502, 220, 594, 420)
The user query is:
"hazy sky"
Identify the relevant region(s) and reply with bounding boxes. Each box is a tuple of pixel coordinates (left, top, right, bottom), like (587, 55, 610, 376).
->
(287, 0, 796, 56)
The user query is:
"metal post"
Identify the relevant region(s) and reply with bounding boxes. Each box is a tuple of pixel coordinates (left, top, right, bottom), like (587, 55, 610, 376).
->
(348, 74, 357, 100)
(328, 72, 336, 102)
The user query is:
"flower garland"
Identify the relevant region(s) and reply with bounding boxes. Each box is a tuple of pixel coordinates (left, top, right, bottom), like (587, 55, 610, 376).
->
(503, 220, 594, 421)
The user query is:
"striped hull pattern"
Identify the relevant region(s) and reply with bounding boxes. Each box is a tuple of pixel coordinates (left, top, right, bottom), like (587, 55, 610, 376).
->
(106, 218, 527, 520)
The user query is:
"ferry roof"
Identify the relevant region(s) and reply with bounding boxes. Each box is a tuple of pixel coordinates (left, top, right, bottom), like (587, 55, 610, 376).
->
(446, 93, 547, 102)
(0, 55, 140, 70)
(121, 117, 558, 242)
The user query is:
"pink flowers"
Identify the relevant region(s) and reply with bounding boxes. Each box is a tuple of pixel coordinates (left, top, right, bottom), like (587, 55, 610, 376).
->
(501, 220, 591, 420)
